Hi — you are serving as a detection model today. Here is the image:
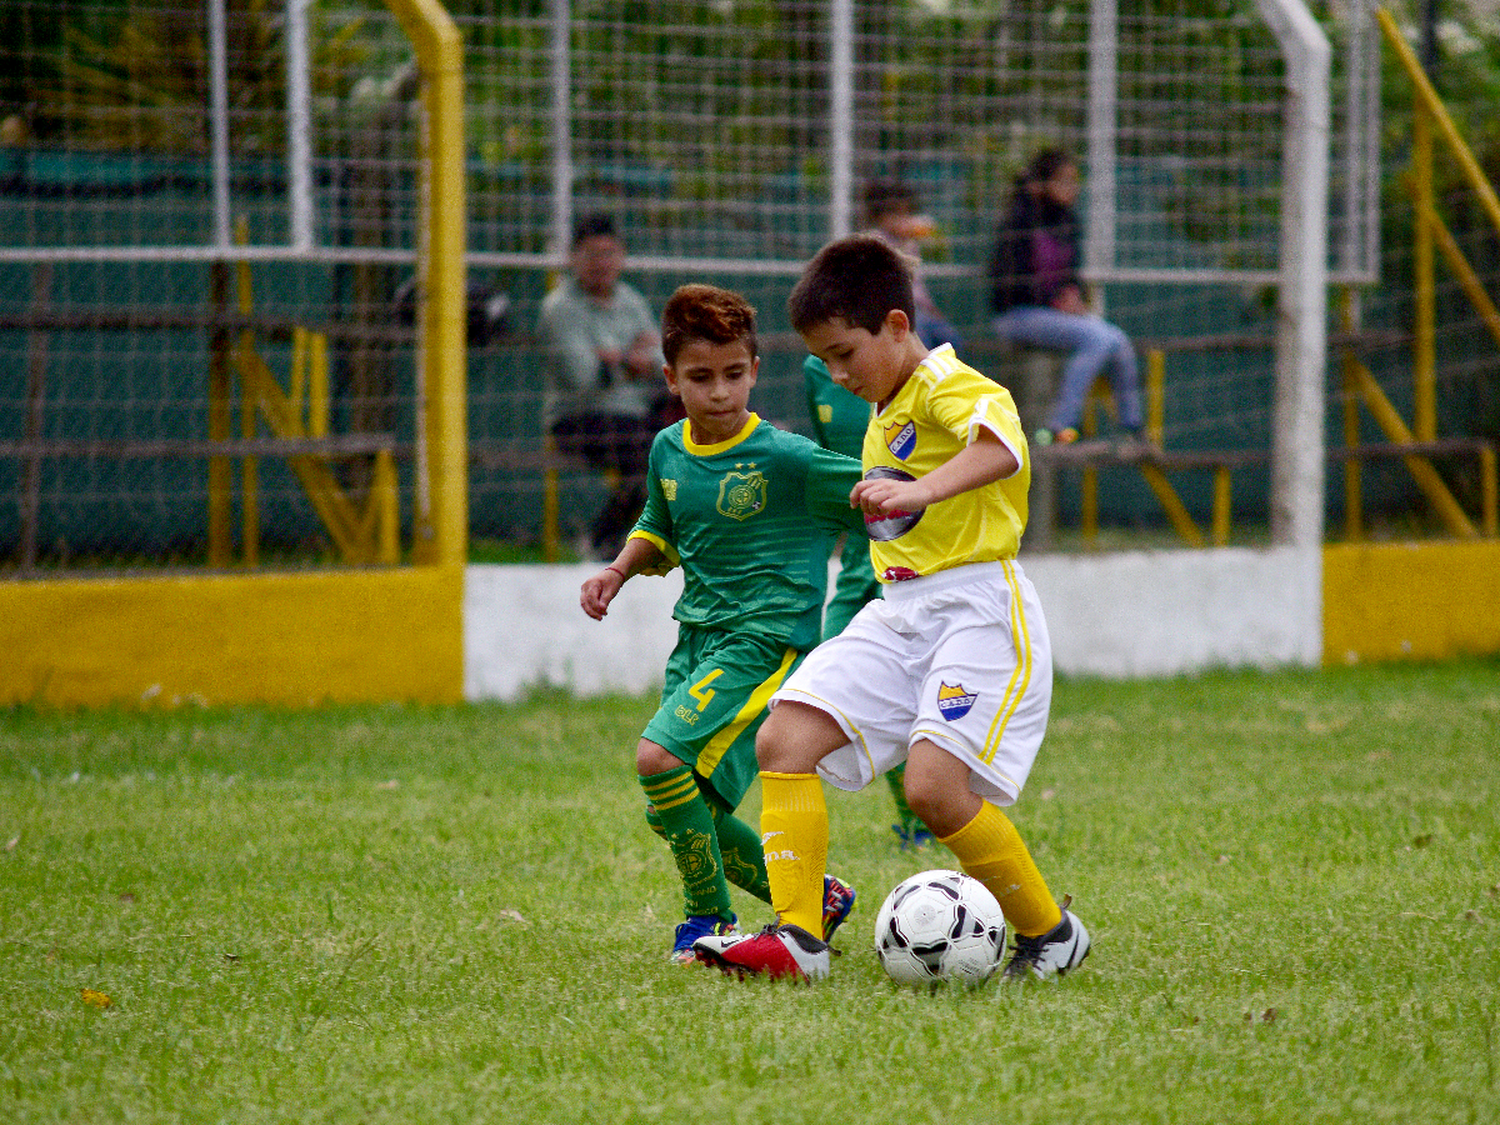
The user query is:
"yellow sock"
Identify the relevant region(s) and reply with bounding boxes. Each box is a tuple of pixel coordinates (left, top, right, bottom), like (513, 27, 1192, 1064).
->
(759, 772, 826, 935)
(939, 801, 1062, 938)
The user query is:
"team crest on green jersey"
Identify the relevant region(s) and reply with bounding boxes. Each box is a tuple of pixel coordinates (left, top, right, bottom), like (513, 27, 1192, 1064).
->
(717, 469, 767, 521)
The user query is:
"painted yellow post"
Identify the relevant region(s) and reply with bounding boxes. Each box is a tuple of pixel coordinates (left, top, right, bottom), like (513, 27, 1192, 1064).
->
(1081, 381, 1103, 547)
(240, 370, 260, 566)
(289, 327, 308, 430)
(1146, 349, 1164, 446)
(1377, 8, 1500, 237)
(1352, 362, 1477, 537)
(1138, 465, 1203, 547)
(387, 0, 467, 568)
(1339, 287, 1363, 542)
(373, 449, 401, 564)
(1481, 445, 1498, 538)
(1413, 106, 1436, 442)
(309, 332, 329, 438)
(1342, 359, 1363, 541)
(1426, 205, 1500, 348)
(1212, 467, 1232, 547)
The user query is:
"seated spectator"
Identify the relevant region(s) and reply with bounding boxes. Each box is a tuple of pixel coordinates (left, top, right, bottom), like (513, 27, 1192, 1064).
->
(539, 214, 669, 558)
(988, 148, 1147, 452)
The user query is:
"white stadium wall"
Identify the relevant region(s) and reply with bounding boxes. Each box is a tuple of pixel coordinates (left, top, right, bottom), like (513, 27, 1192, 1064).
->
(463, 547, 1323, 702)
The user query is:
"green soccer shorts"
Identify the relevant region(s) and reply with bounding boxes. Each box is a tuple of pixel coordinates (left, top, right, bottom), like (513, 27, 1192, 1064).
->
(642, 626, 805, 810)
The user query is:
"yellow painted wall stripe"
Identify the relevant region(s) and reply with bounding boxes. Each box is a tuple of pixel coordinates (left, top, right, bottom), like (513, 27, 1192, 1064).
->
(0, 567, 463, 707)
(1323, 540, 1500, 665)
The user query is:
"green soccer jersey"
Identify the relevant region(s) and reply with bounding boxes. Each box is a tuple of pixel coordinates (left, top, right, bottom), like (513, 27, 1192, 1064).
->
(804, 355, 882, 639)
(629, 413, 865, 652)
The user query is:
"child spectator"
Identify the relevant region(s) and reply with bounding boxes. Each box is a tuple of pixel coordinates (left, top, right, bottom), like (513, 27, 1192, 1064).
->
(864, 177, 961, 350)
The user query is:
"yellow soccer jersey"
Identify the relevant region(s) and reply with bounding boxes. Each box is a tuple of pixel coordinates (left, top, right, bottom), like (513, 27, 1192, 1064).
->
(860, 344, 1030, 581)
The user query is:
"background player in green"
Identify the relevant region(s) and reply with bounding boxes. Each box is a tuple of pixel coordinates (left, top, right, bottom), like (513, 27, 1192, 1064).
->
(580, 283, 863, 962)
(803, 354, 931, 849)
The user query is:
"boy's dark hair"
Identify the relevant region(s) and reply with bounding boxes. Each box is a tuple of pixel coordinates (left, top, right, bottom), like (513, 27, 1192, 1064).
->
(863, 178, 917, 224)
(787, 234, 915, 336)
(571, 212, 618, 247)
(660, 284, 758, 366)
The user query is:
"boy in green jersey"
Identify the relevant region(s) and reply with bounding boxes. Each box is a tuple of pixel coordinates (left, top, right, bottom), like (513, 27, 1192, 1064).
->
(804, 354, 930, 849)
(580, 283, 864, 962)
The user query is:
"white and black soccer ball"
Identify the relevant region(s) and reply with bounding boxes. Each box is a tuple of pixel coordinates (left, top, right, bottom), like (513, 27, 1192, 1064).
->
(873, 869, 1008, 988)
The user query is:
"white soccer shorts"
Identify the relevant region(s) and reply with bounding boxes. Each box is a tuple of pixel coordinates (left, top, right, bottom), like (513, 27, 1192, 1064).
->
(772, 559, 1053, 806)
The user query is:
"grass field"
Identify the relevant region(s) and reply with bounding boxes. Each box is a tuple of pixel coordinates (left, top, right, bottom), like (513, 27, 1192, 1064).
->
(3, 660, 1499, 1124)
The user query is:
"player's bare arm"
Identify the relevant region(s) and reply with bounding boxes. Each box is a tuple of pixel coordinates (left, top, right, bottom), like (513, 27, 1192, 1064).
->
(580, 536, 666, 620)
(851, 430, 1018, 517)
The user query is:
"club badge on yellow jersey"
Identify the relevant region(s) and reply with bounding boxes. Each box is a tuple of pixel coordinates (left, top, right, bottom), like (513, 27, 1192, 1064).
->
(937, 681, 978, 721)
(883, 419, 917, 460)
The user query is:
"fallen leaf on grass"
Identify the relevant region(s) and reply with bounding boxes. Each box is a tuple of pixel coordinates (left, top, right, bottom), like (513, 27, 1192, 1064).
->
(81, 989, 112, 1009)
(498, 909, 529, 925)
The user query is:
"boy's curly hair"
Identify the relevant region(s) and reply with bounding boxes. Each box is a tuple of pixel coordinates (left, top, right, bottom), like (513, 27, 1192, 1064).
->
(787, 234, 915, 337)
(660, 284, 758, 366)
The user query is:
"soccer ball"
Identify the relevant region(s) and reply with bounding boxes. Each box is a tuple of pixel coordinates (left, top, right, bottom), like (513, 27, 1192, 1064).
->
(873, 869, 1008, 988)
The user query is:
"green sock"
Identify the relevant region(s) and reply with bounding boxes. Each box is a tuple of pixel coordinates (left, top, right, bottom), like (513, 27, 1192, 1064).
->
(639, 766, 732, 920)
(708, 802, 772, 904)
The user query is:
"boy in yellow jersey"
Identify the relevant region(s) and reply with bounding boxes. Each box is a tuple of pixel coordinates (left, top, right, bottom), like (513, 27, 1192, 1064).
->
(694, 236, 1090, 982)
(580, 284, 861, 963)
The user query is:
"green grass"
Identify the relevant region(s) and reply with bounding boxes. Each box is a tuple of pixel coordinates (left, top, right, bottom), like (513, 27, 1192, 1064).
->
(3, 662, 1499, 1124)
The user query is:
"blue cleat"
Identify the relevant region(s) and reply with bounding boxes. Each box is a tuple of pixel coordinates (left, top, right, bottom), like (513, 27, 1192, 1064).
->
(822, 874, 857, 943)
(671, 914, 737, 964)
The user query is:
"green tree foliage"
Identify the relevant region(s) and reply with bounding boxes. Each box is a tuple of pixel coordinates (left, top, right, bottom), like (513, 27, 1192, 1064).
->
(6, 0, 371, 154)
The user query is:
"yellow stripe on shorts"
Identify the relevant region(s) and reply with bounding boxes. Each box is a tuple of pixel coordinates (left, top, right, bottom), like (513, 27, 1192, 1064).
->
(981, 560, 1033, 764)
(697, 647, 800, 777)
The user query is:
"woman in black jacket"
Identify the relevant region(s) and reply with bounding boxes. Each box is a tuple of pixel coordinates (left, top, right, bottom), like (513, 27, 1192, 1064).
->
(988, 148, 1147, 451)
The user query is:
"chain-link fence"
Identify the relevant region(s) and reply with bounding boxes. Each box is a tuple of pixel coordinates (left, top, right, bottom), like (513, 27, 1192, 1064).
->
(1, 1, 1415, 574)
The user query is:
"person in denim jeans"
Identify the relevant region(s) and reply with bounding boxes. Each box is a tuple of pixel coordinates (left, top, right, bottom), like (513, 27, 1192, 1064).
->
(988, 148, 1147, 452)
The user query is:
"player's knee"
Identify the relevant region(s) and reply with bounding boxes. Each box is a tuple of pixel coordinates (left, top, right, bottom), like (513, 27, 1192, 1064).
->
(756, 701, 843, 773)
(754, 715, 791, 771)
(902, 762, 979, 838)
(901, 769, 943, 827)
(636, 738, 680, 777)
